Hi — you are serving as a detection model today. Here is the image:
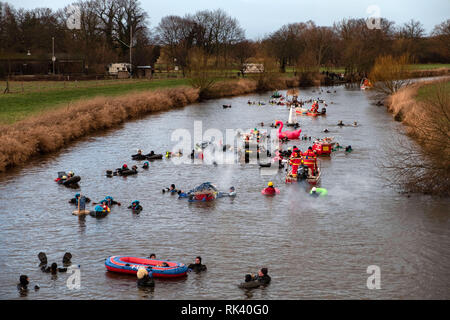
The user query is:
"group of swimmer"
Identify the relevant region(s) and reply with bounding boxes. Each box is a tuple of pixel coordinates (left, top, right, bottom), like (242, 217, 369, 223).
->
(69, 193, 142, 215)
(17, 252, 73, 296)
(162, 183, 237, 200)
(18, 252, 269, 294)
(247, 100, 266, 106)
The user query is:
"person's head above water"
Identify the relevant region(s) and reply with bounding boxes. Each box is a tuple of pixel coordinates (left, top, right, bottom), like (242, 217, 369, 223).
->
(149, 254, 156, 259)
(259, 268, 268, 277)
(312, 187, 317, 193)
(137, 267, 148, 279)
(170, 184, 175, 190)
(19, 275, 29, 286)
(268, 181, 274, 187)
(195, 256, 202, 264)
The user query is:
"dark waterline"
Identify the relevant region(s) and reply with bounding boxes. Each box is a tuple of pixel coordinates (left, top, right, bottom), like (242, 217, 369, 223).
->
(0, 84, 449, 300)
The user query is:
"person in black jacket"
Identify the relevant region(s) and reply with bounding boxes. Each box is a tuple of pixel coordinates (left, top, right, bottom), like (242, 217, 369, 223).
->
(137, 268, 154, 287)
(188, 256, 207, 272)
(253, 267, 271, 285)
(17, 275, 29, 292)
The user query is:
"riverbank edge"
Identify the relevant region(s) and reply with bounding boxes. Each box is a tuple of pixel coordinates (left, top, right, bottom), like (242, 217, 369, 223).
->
(385, 76, 450, 130)
(385, 77, 450, 196)
(0, 76, 303, 172)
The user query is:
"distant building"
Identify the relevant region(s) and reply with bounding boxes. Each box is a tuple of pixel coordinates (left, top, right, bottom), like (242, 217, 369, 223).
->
(242, 63, 264, 74)
(136, 66, 152, 79)
(106, 63, 131, 76)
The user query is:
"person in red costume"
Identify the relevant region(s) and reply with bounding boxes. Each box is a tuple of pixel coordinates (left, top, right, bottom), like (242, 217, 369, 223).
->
(303, 147, 318, 174)
(263, 181, 276, 195)
(289, 148, 302, 176)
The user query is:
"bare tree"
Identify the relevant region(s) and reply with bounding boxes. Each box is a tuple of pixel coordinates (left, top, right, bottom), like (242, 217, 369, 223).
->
(431, 19, 450, 61)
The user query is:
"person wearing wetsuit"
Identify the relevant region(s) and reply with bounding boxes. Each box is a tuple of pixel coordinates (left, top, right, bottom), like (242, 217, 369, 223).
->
(188, 256, 207, 272)
(128, 200, 143, 214)
(132, 149, 147, 160)
(239, 274, 261, 289)
(116, 164, 128, 175)
(239, 268, 271, 289)
(253, 268, 271, 285)
(17, 275, 29, 292)
(310, 187, 320, 198)
(38, 252, 47, 266)
(41, 262, 67, 274)
(137, 268, 154, 288)
(217, 187, 236, 198)
(103, 196, 121, 206)
(62, 252, 72, 265)
(162, 184, 178, 193)
(69, 193, 91, 205)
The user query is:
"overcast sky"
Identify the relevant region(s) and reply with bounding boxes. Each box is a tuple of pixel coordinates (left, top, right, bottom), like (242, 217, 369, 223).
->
(12, 0, 450, 39)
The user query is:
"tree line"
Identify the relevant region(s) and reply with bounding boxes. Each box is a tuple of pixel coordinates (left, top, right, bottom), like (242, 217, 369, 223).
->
(0, 0, 449, 76)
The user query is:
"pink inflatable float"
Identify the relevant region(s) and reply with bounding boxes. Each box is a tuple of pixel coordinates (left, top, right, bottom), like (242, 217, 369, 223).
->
(275, 121, 301, 140)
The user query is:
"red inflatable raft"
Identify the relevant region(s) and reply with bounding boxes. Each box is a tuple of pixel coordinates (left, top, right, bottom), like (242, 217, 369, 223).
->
(105, 256, 188, 278)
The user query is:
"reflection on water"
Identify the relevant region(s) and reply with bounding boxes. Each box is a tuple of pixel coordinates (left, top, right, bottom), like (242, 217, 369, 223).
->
(0, 84, 449, 300)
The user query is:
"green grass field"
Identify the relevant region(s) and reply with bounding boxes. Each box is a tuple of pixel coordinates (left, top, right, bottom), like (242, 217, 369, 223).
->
(416, 79, 450, 102)
(1, 63, 448, 124)
(0, 78, 190, 124)
(409, 64, 450, 71)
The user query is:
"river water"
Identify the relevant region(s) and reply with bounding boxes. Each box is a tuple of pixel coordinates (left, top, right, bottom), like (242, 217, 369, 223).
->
(0, 83, 449, 300)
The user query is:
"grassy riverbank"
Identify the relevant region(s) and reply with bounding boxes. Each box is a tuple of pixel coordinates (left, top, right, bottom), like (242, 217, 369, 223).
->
(0, 78, 190, 124)
(385, 77, 450, 196)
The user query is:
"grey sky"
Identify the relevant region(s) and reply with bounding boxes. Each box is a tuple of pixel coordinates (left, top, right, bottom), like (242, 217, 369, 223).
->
(11, 0, 450, 39)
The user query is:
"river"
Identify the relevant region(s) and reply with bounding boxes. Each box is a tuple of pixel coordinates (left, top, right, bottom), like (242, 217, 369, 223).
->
(0, 83, 449, 299)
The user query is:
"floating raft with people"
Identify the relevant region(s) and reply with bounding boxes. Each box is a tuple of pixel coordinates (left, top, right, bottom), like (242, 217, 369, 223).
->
(104, 256, 188, 278)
